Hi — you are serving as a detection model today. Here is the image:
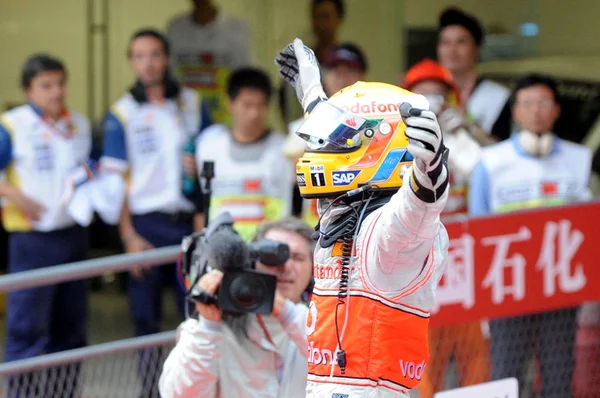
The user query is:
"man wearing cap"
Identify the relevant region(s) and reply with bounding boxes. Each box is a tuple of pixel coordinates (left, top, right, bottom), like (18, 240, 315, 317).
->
(284, 42, 368, 228)
(437, 7, 511, 142)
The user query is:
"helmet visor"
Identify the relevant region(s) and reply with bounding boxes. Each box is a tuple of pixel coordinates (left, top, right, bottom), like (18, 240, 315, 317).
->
(295, 101, 368, 151)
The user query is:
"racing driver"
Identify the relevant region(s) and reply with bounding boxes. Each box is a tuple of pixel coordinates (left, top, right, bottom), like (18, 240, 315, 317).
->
(275, 39, 450, 397)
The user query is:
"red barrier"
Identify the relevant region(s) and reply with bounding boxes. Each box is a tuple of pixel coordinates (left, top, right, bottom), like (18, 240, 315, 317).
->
(431, 201, 600, 327)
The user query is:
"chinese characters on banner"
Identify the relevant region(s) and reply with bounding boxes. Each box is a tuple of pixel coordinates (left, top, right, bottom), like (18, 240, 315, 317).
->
(430, 201, 600, 327)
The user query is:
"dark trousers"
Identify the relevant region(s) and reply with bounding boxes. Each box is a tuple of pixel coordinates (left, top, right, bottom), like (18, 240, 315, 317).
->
(5, 225, 89, 398)
(128, 213, 193, 397)
(490, 307, 578, 398)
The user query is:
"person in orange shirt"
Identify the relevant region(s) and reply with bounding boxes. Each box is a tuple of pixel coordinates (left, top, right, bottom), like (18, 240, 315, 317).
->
(402, 59, 490, 397)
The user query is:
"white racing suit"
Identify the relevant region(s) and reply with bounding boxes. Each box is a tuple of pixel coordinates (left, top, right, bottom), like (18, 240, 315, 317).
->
(307, 163, 449, 397)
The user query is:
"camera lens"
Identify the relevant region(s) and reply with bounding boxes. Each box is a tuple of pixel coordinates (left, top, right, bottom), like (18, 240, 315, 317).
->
(228, 274, 266, 311)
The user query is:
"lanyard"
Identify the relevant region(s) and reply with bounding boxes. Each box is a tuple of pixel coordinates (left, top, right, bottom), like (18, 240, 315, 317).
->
(256, 314, 276, 347)
(256, 314, 285, 384)
(41, 109, 74, 139)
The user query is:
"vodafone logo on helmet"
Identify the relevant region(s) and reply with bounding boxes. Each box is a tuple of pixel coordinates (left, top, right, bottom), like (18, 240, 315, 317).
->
(336, 94, 429, 116)
(340, 101, 403, 115)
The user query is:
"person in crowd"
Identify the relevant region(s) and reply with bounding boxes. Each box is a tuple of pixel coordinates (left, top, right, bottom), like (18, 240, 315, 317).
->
(279, 0, 346, 126)
(195, 67, 294, 241)
(469, 73, 592, 397)
(311, 0, 346, 62)
(285, 42, 367, 228)
(167, 0, 254, 125)
(437, 7, 511, 142)
(0, 54, 91, 397)
(320, 43, 368, 105)
(159, 216, 314, 398)
(402, 58, 490, 397)
(100, 28, 209, 397)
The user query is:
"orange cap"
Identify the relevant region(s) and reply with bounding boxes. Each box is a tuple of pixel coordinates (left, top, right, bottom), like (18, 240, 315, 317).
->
(402, 59, 461, 106)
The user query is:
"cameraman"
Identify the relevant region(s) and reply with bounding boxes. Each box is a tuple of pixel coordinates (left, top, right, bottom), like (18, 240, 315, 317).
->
(159, 217, 314, 398)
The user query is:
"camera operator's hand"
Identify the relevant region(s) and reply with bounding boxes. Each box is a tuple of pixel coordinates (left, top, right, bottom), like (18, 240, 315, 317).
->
(196, 270, 224, 322)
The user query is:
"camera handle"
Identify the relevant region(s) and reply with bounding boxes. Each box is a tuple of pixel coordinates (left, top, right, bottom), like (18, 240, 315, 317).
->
(201, 161, 215, 229)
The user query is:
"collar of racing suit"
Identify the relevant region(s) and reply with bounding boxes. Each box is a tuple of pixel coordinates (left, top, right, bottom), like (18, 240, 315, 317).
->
(315, 194, 392, 248)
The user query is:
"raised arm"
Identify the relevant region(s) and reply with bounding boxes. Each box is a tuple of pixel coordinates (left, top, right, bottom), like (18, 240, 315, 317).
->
(362, 107, 449, 291)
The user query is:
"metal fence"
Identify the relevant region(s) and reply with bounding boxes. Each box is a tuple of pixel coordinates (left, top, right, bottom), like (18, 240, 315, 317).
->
(0, 247, 181, 398)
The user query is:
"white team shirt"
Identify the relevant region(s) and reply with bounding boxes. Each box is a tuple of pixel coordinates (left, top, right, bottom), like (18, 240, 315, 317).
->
(101, 88, 200, 215)
(0, 104, 91, 232)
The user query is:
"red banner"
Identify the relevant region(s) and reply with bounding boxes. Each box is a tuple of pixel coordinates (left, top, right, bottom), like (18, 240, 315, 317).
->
(430, 201, 600, 327)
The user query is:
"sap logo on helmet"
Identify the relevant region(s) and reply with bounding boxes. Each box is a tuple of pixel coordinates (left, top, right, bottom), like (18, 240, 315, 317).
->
(399, 359, 426, 381)
(332, 170, 361, 186)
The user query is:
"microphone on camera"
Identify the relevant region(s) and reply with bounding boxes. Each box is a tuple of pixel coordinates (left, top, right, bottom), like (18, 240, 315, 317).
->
(207, 228, 249, 272)
(189, 228, 248, 305)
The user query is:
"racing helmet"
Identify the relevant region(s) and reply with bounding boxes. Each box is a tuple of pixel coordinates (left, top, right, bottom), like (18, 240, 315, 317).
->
(295, 81, 429, 198)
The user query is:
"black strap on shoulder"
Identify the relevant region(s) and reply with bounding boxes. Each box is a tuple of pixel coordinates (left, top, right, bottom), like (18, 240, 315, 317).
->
(317, 195, 391, 249)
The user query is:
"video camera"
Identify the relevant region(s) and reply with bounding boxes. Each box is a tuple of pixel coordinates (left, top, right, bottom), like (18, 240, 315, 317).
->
(179, 162, 290, 315)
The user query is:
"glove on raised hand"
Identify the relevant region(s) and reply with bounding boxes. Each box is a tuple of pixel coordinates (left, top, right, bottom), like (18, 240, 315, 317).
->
(400, 103, 449, 203)
(275, 38, 327, 113)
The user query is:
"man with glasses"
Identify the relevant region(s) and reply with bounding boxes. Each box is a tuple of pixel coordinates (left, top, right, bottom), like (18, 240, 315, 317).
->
(469, 73, 592, 397)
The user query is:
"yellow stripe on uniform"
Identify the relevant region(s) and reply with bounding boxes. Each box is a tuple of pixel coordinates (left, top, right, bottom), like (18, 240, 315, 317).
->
(211, 195, 285, 242)
(0, 117, 30, 232)
(495, 197, 570, 214)
(110, 105, 127, 126)
(3, 164, 31, 232)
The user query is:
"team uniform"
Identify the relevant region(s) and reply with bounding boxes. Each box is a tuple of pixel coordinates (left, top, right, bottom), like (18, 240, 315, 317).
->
(195, 124, 294, 241)
(0, 103, 91, 396)
(102, 86, 207, 396)
(102, 86, 208, 333)
(276, 39, 450, 398)
(469, 133, 592, 396)
(307, 182, 448, 397)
